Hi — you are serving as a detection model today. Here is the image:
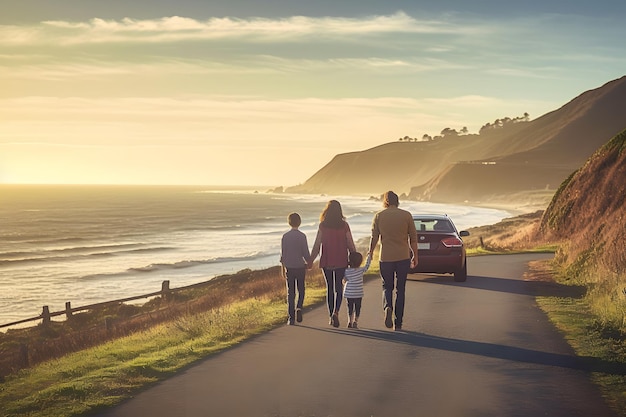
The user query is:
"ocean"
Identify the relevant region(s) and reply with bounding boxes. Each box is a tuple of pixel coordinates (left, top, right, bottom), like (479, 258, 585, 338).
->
(0, 184, 511, 328)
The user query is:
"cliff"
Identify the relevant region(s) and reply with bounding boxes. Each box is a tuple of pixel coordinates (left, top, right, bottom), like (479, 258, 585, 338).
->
(286, 76, 626, 206)
(537, 129, 626, 274)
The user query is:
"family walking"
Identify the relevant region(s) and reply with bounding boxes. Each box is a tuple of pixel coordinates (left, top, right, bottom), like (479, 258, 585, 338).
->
(280, 191, 418, 330)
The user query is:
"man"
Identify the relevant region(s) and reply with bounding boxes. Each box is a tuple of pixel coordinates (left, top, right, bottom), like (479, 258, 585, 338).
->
(368, 191, 418, 330)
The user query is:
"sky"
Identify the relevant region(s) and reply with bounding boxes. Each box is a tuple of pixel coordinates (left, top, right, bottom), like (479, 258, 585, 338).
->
(1, 0, 625, 187)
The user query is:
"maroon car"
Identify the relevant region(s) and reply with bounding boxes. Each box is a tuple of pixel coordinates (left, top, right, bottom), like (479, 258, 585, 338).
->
(410, 214, 469, 282)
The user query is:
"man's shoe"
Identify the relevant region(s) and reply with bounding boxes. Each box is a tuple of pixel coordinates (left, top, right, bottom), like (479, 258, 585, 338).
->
(352, 321, 358, 329)
(287, 319, 295, 325)
(347, 322, 353, 328)
(295, 308, 303, 323)
(332, 313, 340, 328)
(394, 324, 402, 331)
(384, 307, 393, 328)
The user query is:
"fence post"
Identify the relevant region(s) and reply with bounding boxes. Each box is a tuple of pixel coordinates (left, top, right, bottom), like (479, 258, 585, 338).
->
(41, 306, 51, 326)
(65, 302, 73, 319)
(479, 236, 485, 249)
(162, 280, 171, 302)
(19, 343, 29, 368)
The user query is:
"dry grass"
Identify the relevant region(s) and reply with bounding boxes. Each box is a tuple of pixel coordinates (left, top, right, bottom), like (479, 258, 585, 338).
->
(535, 130, 626, 335)
(464, 210, 554, 253)
(0, 299, 296, 417)
(0, 264, 333, 417)
(0, 266, 327, 380)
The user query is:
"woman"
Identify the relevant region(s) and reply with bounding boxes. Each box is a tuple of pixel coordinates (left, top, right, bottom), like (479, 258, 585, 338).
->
(309, 200, 356, 327)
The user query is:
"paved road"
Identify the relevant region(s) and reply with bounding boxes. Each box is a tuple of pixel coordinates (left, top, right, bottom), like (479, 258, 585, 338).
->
(92, 254, 619, 417)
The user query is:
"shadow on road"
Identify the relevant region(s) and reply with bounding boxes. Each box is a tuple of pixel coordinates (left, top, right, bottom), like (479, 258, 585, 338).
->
(411, 273, 586, 299)
(303, 325, 626, 376)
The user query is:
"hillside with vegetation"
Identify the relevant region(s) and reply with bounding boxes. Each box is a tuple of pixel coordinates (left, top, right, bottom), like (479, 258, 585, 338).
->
(464, 128, 625, 335)
(286, 76, 626, 208)
(536, 129, 626, 333)
(409, 76, 626, 205)
(284, 113, 536, 196)
(461, 132, 626, 412)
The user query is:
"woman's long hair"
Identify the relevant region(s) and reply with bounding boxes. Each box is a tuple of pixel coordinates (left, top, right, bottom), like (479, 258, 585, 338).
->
(319, 200, 345, 229)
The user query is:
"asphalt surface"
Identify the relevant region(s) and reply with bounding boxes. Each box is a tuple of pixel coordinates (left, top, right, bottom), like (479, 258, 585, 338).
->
(91, 254, 619, 417)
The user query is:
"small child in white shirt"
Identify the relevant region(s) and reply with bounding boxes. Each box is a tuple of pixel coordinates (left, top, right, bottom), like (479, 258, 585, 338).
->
(343, 251, 371, 328)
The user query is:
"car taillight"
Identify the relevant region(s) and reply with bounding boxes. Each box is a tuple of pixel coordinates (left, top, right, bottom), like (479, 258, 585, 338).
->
(441, 237, 463, 248)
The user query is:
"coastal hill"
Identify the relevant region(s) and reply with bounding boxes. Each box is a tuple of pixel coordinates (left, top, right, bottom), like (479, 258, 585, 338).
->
(285, 76, 626, 207)
(537, 128, 625, 276)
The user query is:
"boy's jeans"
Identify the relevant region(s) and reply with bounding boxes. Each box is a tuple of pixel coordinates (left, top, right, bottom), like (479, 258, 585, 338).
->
(285, 267, 306, 322)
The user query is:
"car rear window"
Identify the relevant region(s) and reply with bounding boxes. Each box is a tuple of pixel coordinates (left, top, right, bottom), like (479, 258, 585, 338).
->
(414, 219, 453, 232)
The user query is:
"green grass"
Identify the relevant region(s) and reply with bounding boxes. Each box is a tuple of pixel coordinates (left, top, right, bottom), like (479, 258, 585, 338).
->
(0, 288, 328, 417)
(466, 243, 558, 256)
(534, 262, 626, 416)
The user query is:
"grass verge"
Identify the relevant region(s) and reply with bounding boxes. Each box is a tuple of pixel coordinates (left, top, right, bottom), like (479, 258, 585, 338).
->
(530, 260, 626, 416)
(466, 244, 559, 256)
(0, 287, 328, 417)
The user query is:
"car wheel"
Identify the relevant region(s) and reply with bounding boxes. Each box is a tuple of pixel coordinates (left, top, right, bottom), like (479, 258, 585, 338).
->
(454, 262, 467, 282)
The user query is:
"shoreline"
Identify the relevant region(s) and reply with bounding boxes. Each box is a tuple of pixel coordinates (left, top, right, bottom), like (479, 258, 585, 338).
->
(459, 200, 548, 217)
(446, 190, 554, 217)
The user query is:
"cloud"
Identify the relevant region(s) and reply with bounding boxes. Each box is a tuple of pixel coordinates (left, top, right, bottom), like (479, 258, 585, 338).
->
(0, 94, 553, 147)
(2, 10, 616, 87)
(0, 12, 485, 46)
(0, 59, 275, 82)
(0, 95, 426, 124)
(0, 53, 474, 84)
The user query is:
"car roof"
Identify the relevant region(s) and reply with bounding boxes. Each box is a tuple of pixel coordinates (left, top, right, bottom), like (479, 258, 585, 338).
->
(412, 214, 451, 221)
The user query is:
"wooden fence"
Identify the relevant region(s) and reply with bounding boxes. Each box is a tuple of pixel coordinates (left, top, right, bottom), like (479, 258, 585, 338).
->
(1, 279, 184, 330)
